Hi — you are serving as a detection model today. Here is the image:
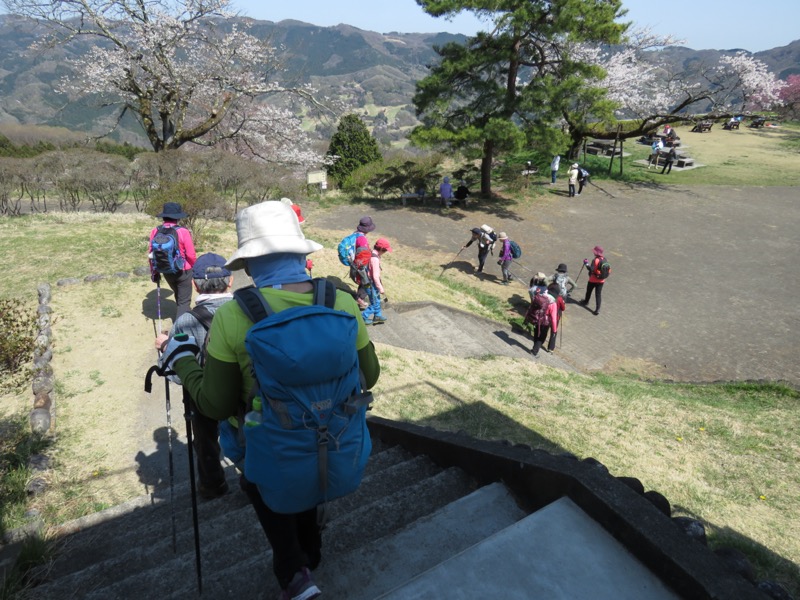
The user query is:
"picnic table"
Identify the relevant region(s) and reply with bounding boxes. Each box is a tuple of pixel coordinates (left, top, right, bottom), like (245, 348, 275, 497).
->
(723, 119, 740, 130)
(586, 140, 622, 156)
(750, 117, 767, 128)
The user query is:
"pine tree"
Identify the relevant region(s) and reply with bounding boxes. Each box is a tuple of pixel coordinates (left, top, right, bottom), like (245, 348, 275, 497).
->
(325, 114, 382, 186)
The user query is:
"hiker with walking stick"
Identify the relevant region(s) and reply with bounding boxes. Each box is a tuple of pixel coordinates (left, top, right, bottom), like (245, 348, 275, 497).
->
(154, 253, 234, 500)
(580, 245, 611, 316)
(149, 202, 196, 320)
(462, 227, 495, 274)
(157, 201, 381, 600)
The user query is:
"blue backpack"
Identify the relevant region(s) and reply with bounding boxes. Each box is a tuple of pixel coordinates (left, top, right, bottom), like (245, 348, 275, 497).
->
(509, 240, 522, 259)
(337, 232, 364, 266)
(233, 279, 373, 514)
(151, 225, 184, 274)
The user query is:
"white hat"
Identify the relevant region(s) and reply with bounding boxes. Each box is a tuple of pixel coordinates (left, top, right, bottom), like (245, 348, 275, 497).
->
(498, 231, 508, 240)
(225, 201, 322, 271)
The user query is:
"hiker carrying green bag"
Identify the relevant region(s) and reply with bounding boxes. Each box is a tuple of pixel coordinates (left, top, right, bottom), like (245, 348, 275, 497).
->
(160, 201, 381, 600)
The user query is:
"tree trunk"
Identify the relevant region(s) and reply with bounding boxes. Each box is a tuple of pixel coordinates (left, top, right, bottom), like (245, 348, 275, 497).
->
(480, 139, 494, 196)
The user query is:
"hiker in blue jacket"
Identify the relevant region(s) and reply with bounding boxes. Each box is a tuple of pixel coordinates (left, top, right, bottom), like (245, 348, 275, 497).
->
(159, 201, 380, 600)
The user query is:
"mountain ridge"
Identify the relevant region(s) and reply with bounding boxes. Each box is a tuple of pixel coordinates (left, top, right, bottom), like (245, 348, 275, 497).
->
(0, 14, 797, 146)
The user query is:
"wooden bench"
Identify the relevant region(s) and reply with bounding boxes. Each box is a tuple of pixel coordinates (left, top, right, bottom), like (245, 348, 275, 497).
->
(723, 120, 740, 130)
(400, 192, 426, 207)
(691, 121, 713, 133)
(749, 118, 766, 128)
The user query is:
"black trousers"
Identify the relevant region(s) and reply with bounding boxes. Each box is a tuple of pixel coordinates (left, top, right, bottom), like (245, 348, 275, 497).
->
(532, 324, 550, 355)
(477, 248, 489, 271)
(191, 410, 225, 490)
(163, 268, 193, 319)
(584, 281, 604, 312)
(241, 478, 322, 590)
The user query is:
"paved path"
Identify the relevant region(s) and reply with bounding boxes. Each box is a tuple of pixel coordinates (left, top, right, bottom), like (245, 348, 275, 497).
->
(313, 182, 800, 385)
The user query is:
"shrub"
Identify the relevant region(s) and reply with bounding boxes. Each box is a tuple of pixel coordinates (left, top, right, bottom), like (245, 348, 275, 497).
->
(147, 178, 220, 246)
(0, 300, 37, 377)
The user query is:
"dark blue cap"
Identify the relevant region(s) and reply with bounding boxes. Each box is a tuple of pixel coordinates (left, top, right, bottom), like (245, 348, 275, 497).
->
(193, 253, 232, 279)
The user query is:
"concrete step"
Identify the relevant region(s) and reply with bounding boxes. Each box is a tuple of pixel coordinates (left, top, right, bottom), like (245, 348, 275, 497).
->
(317, 481, 527, 599)
(378, 497, 682, 600)
(21, 442, 478, 600)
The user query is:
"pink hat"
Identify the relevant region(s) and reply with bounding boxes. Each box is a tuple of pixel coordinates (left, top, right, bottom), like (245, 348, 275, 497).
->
(593, 245, 604, 256)
(375, 238, 392, 252)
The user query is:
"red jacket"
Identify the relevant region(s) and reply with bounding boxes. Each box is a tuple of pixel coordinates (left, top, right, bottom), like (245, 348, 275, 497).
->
(588, 255, 610, 284)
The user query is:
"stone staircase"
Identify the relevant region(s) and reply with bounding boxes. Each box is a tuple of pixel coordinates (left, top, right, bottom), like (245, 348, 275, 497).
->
(14, 418, 773, 599)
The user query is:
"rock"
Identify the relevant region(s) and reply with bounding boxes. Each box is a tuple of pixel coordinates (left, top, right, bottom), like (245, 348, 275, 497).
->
(133, 265, 151, 277)
(26, 477, 47, 497)
(33, 391, 51, 410)
(672, 516, 707, 545)
(113, 272, 130, 278)
(757, 580, 794, 600)
(37, 283, 51, 304)
(57, 278, 81, 286)
(37, 304, 53, 315)
(29, 408, 51, 434)
(617, 476, 645, 495)
(644, 490, 671, 516)
(84, 274, 108, 283)
(28, 454, 50, 473)
(31, 375, 54, 395)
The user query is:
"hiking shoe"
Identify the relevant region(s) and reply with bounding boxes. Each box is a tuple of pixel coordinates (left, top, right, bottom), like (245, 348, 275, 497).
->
(372, 316, 387, 324)
(198, 480, 229, 500)
(593, 310, 600, 316)
(279, 567, 321, 600)
(578, 299, 588, 306)
(362, 318, 373, 326)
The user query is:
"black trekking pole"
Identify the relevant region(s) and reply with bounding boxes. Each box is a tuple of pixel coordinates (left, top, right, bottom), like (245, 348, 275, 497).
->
(164, 374, 177, 553)
(153, 281, 177, 555)
(438, 246, 465, 277)
(574, 263, 586, 287)
(182, 389, 203, 594)
(588, 179, 615, 198)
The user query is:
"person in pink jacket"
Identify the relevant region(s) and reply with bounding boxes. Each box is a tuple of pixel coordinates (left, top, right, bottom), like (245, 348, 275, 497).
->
(361, 238, 392, 325)
(149, 202, 197, 319)
(530, 288, 559, 357)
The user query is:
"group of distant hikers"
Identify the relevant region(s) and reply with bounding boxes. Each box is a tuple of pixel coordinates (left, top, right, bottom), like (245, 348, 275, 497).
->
(145, 197, 609, 599)
(461, 224, 611, 356)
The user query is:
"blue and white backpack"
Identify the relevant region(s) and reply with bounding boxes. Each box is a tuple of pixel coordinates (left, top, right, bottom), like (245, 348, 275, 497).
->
(233, 279, 373, 514)
(151, 225, 185, 274)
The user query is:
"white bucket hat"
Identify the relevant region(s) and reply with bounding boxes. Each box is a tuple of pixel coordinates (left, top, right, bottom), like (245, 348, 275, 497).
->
(225, 201, 322, 271)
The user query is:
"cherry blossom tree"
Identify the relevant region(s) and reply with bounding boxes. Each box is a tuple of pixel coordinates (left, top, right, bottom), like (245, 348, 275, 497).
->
(559, 35, 786, 156)
(777, 74, 800, 120)
(2, 0, 323, 166)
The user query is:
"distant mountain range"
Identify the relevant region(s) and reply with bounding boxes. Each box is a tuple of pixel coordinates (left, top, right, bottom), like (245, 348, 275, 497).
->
(1, 14, 797, 147)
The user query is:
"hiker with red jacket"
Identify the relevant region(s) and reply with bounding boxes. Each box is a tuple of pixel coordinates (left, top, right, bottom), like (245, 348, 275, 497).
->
(580, 245, 611, 316)
(149, 202, 197, 319)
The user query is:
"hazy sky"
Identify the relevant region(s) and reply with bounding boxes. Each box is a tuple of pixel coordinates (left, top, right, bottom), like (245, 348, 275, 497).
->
(231, 0, 799, 53)
(0, 0, 795, 52)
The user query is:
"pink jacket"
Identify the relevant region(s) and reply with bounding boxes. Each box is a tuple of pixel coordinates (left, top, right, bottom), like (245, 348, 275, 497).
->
(149, 223, 197, 270)
(546, 300, 559, 333)
(368, 250, 385, 294)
